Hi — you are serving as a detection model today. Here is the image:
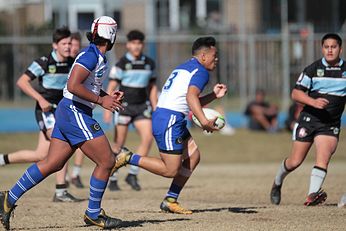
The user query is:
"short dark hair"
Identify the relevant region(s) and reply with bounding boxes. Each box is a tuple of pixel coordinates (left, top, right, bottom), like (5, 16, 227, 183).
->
(71, 32, 81, 42)
(127, 30, 145, 41)
(52, 26, 71, 43)
(192, 36, 216, 55)
(86, 32, 108, 46)
(321, 33, 342, 47)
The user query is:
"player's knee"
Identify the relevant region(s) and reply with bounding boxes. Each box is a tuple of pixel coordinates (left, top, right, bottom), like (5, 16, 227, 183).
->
(100, 158, 115, 171)
(287, 158, 302, 170)
(32, 149, 48, 161)
(140, 135, 153, 146)
(162, 169, 179, 178)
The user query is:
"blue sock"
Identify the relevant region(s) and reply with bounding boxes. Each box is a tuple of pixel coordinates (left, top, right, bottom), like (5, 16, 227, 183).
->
(8, 164, 44, 206)
(128, 154, 141, 166)
(86, 176, 107, 219)
(166, 183, 183, 200)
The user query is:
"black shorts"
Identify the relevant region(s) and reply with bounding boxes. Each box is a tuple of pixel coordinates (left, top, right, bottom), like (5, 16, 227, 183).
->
(116, 102, 152, 126)
(292, 113, 340, 142)
(35, 104, 56, 139)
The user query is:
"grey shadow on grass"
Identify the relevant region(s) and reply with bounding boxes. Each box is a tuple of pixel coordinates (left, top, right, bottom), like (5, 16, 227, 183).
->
(117, 218, 190, 228)
(192, 206, 266, 214)
(15, 218, 190, 230)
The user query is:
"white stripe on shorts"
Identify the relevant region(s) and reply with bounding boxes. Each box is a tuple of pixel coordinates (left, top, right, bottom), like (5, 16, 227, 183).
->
(292, 122, 299, 141)
(165, 115, 176, 151)
(168, 115, 176, 150)
(70, 105, 91, 140)
(77, 111, 93, 139)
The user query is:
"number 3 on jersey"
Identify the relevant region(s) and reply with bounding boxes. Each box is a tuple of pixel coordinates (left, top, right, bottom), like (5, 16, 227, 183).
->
(163, 71, 178, 90)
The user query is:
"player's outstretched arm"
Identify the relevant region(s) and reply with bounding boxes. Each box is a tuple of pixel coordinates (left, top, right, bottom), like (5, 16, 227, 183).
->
(199, 83, 228, 106)
(187, 86, 218, 132)
(291, 88, 329, 109)
(148, 82, 158, 111)
(67, 65, 123, 112)
(16, 74, 51, 112)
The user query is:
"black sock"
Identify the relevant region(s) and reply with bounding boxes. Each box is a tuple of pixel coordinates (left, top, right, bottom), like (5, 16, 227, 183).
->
(4, 154, 10, 164)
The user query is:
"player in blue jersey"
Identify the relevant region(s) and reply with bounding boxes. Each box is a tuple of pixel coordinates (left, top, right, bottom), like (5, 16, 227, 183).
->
(112, 37, 228, 214)
(0, 16, 124, 230)
(270, 33, 346, 206)
(0, 27, 83, 202)
(104, 30, 158, 191)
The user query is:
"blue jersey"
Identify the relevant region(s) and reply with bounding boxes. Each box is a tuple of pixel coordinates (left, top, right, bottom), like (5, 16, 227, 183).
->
(53, 44, 108, 146)
(64, 44, 108, 109)
(157, 58, 209, 115)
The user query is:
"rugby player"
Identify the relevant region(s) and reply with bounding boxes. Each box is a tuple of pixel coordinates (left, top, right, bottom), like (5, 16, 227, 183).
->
(270, 33, 346, 206)
(104, 30, 157, 191)
(112, 36, 227, 214)
(0, 16, 124, 230)
(0, 27, 82, 202)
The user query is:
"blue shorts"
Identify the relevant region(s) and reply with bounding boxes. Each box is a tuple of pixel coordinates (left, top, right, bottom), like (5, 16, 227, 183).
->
(52, 98, 104, 147)
(152, 108, 191, 154)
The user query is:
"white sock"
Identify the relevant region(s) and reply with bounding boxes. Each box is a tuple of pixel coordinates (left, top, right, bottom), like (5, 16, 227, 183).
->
(0, 154, 5, 166)
(55, 188, 67, 197)
(129, 165, 140, 175)
(72, 165, 81, 178)
(308, 167, 327, 194)
(274, 159, 290, 186)
(109, 171, 118, 181)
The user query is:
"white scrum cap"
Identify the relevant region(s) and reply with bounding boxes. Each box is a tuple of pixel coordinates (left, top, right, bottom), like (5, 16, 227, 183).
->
(91, 16, 118, 44)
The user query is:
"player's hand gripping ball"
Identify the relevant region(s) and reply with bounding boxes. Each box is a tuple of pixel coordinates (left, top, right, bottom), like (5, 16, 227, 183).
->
(192, 108, 225, 130)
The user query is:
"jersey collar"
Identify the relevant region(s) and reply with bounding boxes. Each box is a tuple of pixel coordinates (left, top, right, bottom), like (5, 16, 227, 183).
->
(51, 50, 59, 62)
(89, 43, 107, 63)
(191, 57, 206, 69)
(125, 52, 144, 61)
(322, 57, 343, 67)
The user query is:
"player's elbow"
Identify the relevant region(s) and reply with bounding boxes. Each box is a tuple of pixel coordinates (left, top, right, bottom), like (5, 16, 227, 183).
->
(16, 75, 27, 90)
(67, 81, 77, 94)
(291, 89, 300, 101)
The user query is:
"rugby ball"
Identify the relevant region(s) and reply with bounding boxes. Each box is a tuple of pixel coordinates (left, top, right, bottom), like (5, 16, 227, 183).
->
(192, 108, 225, 130)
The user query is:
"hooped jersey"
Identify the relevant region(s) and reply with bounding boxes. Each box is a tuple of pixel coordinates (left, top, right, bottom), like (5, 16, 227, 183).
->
(24, 50, 74, 104)
(295, 58, 346, 123)
(108, 52, 156, 104)
(157, 58, 209, 115)
(64, 44, 108, 109)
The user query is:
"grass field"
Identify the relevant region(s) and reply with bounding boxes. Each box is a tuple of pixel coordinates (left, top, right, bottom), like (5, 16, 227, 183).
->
(1, 129, 346, 230)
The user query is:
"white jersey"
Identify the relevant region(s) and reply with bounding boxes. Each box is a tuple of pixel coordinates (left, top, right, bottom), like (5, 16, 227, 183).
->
(157, 58, 209, 115)
(63, 44, 108, 109)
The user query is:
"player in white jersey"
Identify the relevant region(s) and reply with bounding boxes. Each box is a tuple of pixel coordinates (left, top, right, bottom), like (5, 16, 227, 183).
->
(112, 37, 228, 214)
(0, 16, 125, 230)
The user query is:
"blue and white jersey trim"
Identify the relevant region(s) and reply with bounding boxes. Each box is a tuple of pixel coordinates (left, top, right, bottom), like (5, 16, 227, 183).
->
(27, 61, 45, 78)
(312, 77, 346, 96)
